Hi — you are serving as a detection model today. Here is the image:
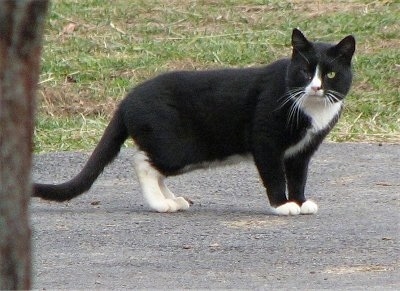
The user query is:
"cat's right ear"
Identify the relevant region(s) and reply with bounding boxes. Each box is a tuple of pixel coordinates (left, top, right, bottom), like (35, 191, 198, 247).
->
(292, 28, 311, 51)
(335, 35, 356, 64)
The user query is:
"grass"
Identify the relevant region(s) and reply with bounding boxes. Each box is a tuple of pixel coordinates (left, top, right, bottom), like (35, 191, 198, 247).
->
(35, 0, 400, 153)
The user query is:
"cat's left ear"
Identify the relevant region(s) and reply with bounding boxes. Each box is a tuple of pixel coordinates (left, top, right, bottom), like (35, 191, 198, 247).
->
(334, 35, 356, 64)
(292, 28, 312, 51)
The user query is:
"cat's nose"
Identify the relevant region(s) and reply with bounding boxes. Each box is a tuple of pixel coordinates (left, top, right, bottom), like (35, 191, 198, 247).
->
(311, 86, 321, 92)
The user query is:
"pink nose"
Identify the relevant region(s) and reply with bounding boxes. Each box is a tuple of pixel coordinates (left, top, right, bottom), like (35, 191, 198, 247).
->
(311, 86, 321, 92)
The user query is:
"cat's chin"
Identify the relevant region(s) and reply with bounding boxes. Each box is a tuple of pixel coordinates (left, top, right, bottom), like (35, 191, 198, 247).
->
(303, 93, 326, 103)
(273, 200, 318, 216)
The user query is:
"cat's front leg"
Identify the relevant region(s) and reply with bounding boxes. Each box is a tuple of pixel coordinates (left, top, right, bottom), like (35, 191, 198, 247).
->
(253, 150, 300, 215)
(284, 155, 318, 215)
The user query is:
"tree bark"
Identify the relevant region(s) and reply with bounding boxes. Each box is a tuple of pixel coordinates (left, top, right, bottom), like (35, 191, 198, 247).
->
(0, 0, 48, 289)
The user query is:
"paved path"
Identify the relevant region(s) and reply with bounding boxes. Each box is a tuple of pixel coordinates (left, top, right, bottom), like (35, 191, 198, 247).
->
(31, 143, 399, 289)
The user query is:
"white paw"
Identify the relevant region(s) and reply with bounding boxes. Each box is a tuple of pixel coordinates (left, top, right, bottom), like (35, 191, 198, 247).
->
(300, 200, 318, 214)
(273, 202, 301, 216)
(150, 198, 190, 213)
(173, 197, 191, 210)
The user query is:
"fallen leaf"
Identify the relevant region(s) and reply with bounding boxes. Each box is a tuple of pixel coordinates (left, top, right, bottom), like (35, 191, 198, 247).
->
(376, 182, 392, 186)
(209, 243, 220, 248)
(62, 23, 77, 34)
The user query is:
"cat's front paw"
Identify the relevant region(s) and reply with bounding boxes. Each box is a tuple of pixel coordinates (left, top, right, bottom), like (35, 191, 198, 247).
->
(300, 200, 318, 214)
(273, 202, 301, 216)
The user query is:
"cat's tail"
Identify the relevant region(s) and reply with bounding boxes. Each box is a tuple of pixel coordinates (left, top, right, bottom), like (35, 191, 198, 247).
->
(33, 108, 129, 201)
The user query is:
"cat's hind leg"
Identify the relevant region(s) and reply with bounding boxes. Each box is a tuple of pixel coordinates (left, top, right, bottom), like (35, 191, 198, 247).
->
(133, 151, 190, 212)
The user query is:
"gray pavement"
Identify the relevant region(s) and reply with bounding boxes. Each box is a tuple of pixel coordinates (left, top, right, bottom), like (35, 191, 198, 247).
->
(31, 143, 400, 289)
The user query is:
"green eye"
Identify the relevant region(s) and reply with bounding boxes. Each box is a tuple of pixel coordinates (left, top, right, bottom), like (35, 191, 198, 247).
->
(327, 71, 336, 79)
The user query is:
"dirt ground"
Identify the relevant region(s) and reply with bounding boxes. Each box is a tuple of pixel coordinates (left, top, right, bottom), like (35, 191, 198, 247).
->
(31, 143, 399, 289)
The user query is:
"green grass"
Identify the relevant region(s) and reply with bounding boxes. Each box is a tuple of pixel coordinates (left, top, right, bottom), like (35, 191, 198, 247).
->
(35, 0, 400, 152)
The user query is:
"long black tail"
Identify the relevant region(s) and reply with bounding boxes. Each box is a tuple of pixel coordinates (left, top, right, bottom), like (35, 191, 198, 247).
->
(33, 109, 129, 201)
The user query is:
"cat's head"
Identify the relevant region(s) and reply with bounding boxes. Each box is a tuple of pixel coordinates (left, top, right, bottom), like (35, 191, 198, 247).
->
(286, 28, 356, 102)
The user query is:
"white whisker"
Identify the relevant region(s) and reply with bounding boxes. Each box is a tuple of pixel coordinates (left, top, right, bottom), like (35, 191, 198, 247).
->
(326, 90, 342, 103)
(277, 88, 304, 111)
(288, 92, 307, 128)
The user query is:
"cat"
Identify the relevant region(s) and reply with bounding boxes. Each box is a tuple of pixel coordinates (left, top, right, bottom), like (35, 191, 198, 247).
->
(33, 29, 355, 215)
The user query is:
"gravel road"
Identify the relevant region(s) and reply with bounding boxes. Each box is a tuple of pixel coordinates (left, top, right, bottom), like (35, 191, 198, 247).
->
(31, 143, 399, 289)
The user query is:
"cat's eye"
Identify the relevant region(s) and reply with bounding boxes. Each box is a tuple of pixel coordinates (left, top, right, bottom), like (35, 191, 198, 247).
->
(301, 69, 312, 80)
(327, 71, 336, 79)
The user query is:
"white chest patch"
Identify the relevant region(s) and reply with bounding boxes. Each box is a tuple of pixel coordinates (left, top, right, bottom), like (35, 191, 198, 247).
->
(284, 100, 342, 158)
(302, 98, 342, 131)
(284, 129, 314, 158)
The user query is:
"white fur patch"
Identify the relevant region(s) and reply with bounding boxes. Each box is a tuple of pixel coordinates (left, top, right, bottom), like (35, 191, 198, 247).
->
(133, 150, 190, 212)
(302, 98, 342, 132)
(300, 200, 318, 214)
(273, 202, 301, 216)
(306, 66, 323, 96)
(284, 128, 314, 158)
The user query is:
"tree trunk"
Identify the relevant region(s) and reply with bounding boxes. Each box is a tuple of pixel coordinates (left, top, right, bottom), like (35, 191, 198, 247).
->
(0, 0, 48, 289)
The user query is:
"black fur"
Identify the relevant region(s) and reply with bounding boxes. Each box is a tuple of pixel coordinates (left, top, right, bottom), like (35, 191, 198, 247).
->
(34, 29, 355, 208)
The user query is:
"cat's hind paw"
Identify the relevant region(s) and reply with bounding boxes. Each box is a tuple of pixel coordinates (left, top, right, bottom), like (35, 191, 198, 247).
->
(173, 197, 191, 211)
(150, 197, 191, 213)
(273, 202, 301, 216)
(300, 200, 318, 214)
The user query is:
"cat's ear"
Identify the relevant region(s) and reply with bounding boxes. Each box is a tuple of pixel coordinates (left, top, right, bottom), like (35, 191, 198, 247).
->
(291, 28, 311, 51)
(333, 35, 356, 64)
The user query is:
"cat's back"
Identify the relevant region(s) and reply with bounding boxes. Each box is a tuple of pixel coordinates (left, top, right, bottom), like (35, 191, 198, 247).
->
(128, 58, 289, 102)
(121, 58, 290, 122)
(159, 58, 290, 89)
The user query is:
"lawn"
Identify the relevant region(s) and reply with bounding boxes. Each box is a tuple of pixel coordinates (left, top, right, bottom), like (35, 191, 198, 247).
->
(35, 0, 400, 152)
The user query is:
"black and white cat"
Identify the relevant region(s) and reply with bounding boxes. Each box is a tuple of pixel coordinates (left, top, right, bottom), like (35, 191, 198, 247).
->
(34, 29, 355, 215)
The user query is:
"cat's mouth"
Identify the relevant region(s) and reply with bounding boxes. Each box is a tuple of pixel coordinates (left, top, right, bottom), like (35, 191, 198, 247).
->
(304, 85, 325, 98)
(305, 91, 325, 98)
(305, 90, 344, 104)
